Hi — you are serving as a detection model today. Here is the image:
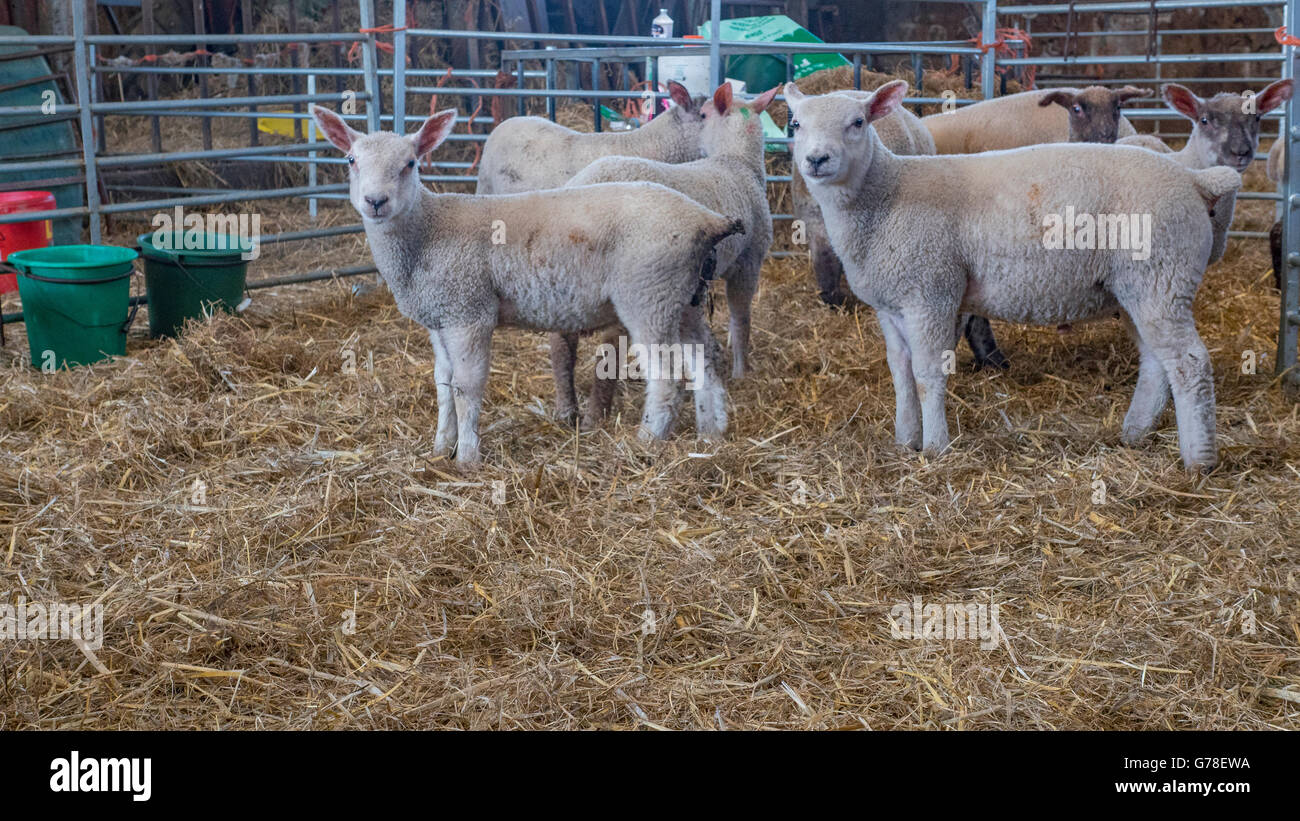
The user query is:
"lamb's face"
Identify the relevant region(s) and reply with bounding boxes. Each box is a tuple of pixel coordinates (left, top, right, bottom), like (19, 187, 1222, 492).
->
(1040, 85, 1151, 144)
(787, 94, 868, 184)
(785, 82, 908, 186)
(310, 104, 458, 224)
(1165, 80, 1293, 171)
(345, 133, 423, 222)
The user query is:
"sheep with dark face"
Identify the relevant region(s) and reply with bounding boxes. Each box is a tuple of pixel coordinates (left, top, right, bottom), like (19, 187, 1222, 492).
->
(920, 86, 1148, 155)
(1118, 80, 1294, 265)
(1037, 86, 1153, 144)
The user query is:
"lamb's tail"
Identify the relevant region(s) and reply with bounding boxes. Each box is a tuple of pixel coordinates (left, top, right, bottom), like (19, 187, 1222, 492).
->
(1192, 166, 1242, 217)
(690, 212, 745, 307)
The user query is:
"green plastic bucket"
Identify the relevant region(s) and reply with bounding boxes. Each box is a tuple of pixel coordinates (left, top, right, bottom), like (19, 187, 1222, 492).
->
(8, 244, 138, 370)
(138, 231, 251, 338)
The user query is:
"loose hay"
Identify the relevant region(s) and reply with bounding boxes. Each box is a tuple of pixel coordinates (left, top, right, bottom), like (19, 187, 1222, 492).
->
(0, 69, 1297, 731)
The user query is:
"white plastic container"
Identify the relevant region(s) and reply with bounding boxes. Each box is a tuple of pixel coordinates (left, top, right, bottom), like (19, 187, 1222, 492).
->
(651, 9, 674, 39)
(657, 54, 712, 97)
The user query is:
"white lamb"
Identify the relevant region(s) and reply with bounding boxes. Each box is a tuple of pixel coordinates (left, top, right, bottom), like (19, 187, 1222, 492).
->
(561, 83, 777, 425)
(1116, 80, 1294, 264)
(920, 86, 1148, 155)
(310, 104, 743, 466)
(785, 81, 1241, 471)
(476, 81, 705, 195)
(791, 89, 1006, 371)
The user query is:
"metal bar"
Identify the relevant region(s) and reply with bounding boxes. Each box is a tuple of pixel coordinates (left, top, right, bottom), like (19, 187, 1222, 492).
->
(83, 34, 368, 44)
(193, 0, 211, 150)
(1, 266, 381, 327)
(358, 0, 381, 131)
(71, 1, 100, 243)
(240, 0, 257, 147)
(981, 0, 996, 100)
(502, 42, 985, 61)
(143, 0, 160, 152)
(1282, 0, 1300, 380)
(393, 0, 407, 136)
(709, 0, 721, 89)
(998, 0, 1282, 13)
(86, 92, 368, 113)
(308, 72, 318, 221)
(1001, 54, 1283, 66)
(95, 184, 349, 215)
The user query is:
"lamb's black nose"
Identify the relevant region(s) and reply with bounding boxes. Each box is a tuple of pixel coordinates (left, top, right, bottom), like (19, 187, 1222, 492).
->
(364, 195, 389, 211)
(806, 154, 830, 172)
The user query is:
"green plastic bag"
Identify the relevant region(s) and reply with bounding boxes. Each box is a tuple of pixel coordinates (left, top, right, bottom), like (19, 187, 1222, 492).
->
(697, 15, 848, 96)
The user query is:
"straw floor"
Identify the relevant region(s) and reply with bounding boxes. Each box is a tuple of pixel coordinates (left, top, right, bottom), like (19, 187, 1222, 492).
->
(1, 72, 1297, 730)
(2, 195, 1298, 729)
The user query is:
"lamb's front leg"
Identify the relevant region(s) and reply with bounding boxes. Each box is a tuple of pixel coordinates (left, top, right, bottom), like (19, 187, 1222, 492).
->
(429, 329, 458, 457)
(440, 324, 495, 466)
(876, 310, 921, 450)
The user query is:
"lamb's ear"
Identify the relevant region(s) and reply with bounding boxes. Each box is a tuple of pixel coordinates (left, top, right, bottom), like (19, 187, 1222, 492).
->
(411, 108, 458, 157)
(1255, 78, 1294, 115)
(311, 104, 363, 152)
(783, 82, 805, 110)
(1114, 85, 1153, 103)
(667, 81, 693, 111)
(1039, 90, 1076, 109)
(712, 82, 734, 116)
(867, 80, 907, 123)
(1162, 84, 1203, 120)
(748, 85, 780, 115)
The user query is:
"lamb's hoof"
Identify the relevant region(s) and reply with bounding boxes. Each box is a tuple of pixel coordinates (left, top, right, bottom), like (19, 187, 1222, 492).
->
(1119, 427, 1148, 448)
(896, 436, 923, 452)
(455, 454, 484, 473)
(555, 408, 580, 429)
(433, 439, 457, 459)
(352, 280, 382, 297)
(1183, 452, 1218, 474)
(972, 348, 1011, 371)
(818, 289, 849, 309)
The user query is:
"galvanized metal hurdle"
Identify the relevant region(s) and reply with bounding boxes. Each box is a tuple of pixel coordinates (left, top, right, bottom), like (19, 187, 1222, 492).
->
(0, 0, 1296, 388)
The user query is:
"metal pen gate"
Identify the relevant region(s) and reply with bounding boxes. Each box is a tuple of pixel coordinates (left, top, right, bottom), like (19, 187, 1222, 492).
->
(0, 0, 1295, 387)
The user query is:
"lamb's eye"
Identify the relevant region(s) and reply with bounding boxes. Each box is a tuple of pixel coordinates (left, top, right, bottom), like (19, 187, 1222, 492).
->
(406, 159, 416, 170)
(1072, 104, 1082, 113)
(852, 118, 864, 128)
(346, 155, 355, 165)
(1200, 117, 1209, 125)
(790, 119, 800, 131)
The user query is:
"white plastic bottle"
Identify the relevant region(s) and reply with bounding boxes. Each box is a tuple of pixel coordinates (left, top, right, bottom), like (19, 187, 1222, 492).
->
(651, 8, 673, 39)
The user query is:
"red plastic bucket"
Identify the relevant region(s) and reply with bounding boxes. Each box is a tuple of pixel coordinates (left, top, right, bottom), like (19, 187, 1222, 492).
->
(0, 191, 56, 293)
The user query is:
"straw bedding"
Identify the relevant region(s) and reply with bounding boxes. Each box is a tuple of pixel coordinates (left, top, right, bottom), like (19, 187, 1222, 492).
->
(0, 74, 1297, 731)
